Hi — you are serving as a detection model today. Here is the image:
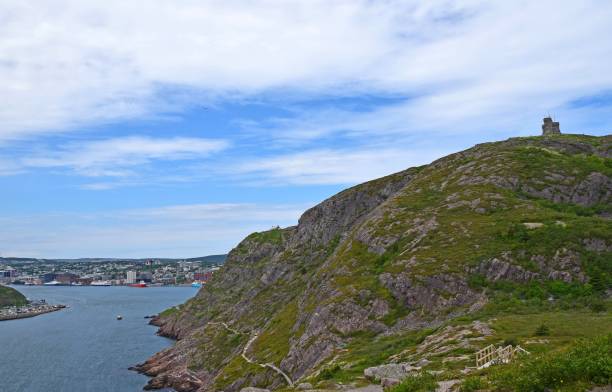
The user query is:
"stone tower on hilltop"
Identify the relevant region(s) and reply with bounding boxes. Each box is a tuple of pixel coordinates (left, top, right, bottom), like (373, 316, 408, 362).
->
(542, 117, 561, 136)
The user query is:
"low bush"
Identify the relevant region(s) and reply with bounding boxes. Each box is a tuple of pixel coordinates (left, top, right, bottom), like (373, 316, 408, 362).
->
(317, 364, 341, 380)
(503, 338, 518, 347)
(533, 323, 550, 336)
(460, 375, 486, 392)
(589, 299, 607, 313)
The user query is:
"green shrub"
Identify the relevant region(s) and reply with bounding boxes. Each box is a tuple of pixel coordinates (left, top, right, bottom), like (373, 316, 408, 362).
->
(318, 364, 341, 380)
(460, 376, 486, 392)
(388, 372, 437, 392)
(534, 324, 550, 336)
(589, 299, 607, 313)
(491, 334, 612, 391)
(503, 338, 518, 347)
(468, 274, 487, 289)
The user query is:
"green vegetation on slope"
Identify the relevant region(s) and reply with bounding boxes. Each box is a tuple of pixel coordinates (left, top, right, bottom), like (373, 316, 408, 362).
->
(0, 285, 27, 307)
(388, 372, 438, 392)
(490, 333, 612, 391)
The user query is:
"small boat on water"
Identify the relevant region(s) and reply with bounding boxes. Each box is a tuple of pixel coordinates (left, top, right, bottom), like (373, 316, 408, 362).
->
(116, 315, 123, 320)
(129, 280, 147, 288)
(91, 280, 111, 286)
(191, 281, 203, 288)
(44, 280, 62, 286)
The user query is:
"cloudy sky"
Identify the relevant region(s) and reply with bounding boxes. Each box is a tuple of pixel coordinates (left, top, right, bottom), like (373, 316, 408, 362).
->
(1, 0, 611, 258)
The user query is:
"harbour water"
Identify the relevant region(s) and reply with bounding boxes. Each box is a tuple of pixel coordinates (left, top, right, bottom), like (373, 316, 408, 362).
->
(0, 285, 195, 392)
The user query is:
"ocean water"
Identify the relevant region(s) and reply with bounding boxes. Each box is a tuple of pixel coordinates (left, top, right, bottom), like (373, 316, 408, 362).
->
(0, 285, 195, 392)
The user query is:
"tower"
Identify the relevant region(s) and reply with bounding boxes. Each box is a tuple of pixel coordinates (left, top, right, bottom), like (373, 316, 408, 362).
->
(542, 117, 560, 136)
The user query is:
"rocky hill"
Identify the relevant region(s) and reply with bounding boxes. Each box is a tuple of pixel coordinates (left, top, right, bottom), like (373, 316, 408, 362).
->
(0, 285, 27, 308)
(135, 134, 611, 392)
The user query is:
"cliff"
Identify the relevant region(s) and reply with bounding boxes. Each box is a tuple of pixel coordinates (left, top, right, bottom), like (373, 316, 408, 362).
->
(135, 134, 611, 392)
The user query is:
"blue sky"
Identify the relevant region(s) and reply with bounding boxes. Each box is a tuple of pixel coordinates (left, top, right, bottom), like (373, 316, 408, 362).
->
(1, 1, 611, 258)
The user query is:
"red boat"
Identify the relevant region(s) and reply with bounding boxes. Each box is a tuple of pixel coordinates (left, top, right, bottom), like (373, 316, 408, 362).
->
(129, 280, 147, 288)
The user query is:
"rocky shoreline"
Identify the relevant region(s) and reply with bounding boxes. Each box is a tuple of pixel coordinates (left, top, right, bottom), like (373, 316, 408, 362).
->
(130, 315, 201, 392)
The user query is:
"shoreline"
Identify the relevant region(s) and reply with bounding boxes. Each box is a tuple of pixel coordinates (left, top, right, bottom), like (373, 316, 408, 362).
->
(0, 304, 66, 322)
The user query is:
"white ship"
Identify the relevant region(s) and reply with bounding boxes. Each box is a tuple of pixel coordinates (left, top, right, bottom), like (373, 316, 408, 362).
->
(43, 280, 62, 286)
(90, 280, 111, 286)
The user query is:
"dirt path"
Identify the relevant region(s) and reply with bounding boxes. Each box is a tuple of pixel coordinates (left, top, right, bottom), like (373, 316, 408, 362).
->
(209, 322, 294, 387)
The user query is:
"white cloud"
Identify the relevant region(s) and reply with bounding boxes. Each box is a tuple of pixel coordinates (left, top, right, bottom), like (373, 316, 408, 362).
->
(21, 136, 228, 177)
(0, 203, 307, 258)
(0, 158, 24, 176)
(2, 1, 611, 142)
(231, 147, 451, 185)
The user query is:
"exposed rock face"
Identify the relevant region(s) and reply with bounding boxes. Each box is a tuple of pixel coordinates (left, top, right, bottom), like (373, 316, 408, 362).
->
(364, 363, 421, 382)
(136, 134, 611, 392)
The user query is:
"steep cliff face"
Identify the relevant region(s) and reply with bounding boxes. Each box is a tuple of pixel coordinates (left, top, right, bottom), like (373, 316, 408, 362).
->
(135, 134, 611, 392)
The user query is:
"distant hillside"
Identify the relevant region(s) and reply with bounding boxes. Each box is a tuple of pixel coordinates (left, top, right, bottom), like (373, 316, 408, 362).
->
(184, 254, 227, 264)
(0, 285, 27, 307)
(137, 134, 611, 392)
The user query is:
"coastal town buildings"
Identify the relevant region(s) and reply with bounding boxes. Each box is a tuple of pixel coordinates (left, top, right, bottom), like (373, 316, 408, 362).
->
(0, 258, 223, 287)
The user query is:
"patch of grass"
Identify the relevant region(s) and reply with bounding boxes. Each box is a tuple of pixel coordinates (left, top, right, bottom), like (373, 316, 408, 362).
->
(460, 376, 487, 392)
(512, 146, 612, 182)
(503, 338, 518, 347)
(485, 310, 612, 354)
(188, 324, 246, 372)
(318, 328, 435, 383)
(0, 285, 27, 307)
(327, 234, 342, 255)
(251, 300, 299, 364)
(318, 364, 341, 380)
(537, 200, 612, 217)
(589, 299, 608, 313)
(158, 306, 179, 318)
(388, 372, 437, 392)
(534, 323, 550, 336)
(213, 355, 266, 391)
(246, 226, 285, 245)
(491, 334, 612, 391)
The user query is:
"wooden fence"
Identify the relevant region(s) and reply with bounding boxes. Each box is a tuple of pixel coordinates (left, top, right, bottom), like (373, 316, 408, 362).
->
(475, 344, 530, 369)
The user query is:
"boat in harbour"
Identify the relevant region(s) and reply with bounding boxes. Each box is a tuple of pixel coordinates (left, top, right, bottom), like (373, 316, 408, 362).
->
(90, 280, 111, 286)
(128, 280, 147, 288)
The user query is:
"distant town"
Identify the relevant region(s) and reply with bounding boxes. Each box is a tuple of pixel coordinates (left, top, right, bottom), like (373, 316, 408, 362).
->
(0, 255, 226, 287)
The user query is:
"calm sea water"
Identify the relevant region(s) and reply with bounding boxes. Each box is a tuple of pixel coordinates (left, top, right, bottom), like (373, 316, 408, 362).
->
(0, 285, 195, 392)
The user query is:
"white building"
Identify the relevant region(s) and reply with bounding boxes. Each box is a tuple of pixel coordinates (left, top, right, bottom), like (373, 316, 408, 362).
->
(126, 270, 137, 284)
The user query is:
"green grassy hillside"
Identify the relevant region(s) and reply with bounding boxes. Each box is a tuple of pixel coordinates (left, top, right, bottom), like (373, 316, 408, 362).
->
(0, 285, 27, 307)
